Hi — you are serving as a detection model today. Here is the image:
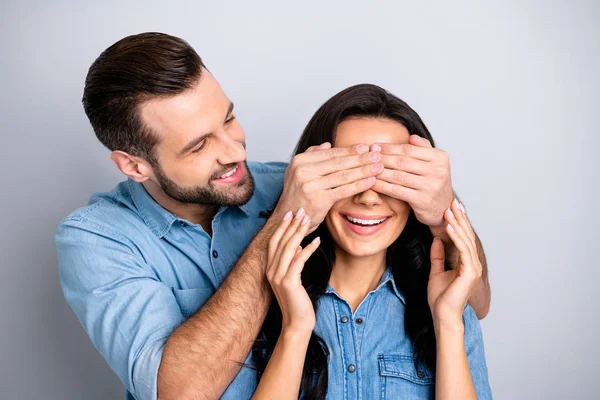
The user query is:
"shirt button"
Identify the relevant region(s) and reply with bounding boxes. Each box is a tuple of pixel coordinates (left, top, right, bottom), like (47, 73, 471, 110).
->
(356, 318, 363, 324)
(347, 364, 356, 373)
(179, 221, 187, 227)
(417, 371, 425, 378)
(212, 250, 219, 258)
(340, 316, 349, 323)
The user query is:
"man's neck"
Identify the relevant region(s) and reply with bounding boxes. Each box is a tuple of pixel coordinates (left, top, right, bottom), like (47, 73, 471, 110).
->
(329, 248, 387, 313)
(142, 180, 218, 235)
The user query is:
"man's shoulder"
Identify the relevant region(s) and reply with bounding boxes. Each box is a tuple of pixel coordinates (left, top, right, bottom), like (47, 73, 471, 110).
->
(56, 180, 146, 243)
(247, 161, 288, 176)
(246, 161, 288, 211)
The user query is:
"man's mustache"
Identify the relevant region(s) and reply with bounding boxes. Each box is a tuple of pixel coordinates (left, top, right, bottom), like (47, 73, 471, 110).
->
(210, 142, 246, 180)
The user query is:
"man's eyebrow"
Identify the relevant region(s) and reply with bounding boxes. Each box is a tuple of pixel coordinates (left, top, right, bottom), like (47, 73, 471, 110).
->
(179, 102, 235, 156)
(178, 133, 210, 155)
(224, 102, 234, 122)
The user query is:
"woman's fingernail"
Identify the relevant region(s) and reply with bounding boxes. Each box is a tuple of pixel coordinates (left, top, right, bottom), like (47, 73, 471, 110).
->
(447, 208, 455, 219)
(312, 236, 321, 244)
(283, 210, 293, 221)
(301, 215, 309, 225)
(372, 144, 382, 152)
(453, 198, 460, 209)
(295, 208, 305, 219)
(448, 224, 455, 232)
(459, 202, 466, 213)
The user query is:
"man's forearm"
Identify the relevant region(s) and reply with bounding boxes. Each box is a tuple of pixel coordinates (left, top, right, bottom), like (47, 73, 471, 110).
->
(467, 234, 490, 319)
(157, 217, 278, 399)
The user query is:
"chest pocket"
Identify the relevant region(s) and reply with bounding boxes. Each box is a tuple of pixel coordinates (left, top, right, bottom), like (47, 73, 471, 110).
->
(172, 288, 214, 317)
(378, 354, 434, 400)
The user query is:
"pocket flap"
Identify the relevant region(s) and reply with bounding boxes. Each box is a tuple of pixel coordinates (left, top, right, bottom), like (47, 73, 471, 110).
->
(378, 354, 434, 385)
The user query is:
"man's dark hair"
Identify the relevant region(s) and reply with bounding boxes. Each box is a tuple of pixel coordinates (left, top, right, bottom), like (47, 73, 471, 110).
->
(82, 32, 205, 162)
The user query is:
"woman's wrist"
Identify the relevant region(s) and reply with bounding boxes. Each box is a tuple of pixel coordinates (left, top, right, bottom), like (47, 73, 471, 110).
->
(280, 326, 313, 344)
(433, 315, 464, 336)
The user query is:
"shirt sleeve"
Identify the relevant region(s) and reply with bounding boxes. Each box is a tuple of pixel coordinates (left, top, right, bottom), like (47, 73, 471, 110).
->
(56, 219, 186, 400)
(463, 305, 494, 399)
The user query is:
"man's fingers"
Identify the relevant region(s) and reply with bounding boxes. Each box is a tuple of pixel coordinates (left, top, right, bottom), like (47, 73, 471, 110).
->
(305, 142, 331, 153)
(376, 168, 426, 190)
(430, 237, 446, 277)
(313, 150, 382, 177)
(380, 155, 428, 175)
(294, 143, 369, 165)
(311, 162, 383, 191)
(376, 143, 434, 161)
(371, 179, 419, 204)
(327, 176, 376, 202)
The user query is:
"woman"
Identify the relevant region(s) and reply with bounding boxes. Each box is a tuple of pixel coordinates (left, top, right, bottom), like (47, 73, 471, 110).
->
(252, 84, 492, 399)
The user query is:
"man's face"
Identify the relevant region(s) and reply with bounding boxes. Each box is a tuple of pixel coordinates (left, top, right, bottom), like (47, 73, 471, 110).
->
(139, 70, 254, 206)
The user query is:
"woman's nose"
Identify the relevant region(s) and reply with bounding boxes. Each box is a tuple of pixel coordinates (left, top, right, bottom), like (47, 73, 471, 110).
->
(353, 189, 382, 207)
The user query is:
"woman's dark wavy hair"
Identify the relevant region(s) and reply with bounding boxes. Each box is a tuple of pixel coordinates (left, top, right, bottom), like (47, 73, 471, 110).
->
(252, 84, 446, 399)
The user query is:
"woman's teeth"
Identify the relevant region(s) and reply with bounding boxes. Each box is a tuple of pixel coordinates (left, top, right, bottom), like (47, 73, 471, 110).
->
(345, 216, 387, 226)
(218, 165, 238, 179)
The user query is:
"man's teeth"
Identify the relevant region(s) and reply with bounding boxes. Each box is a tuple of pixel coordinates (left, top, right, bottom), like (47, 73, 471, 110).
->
(345, 216, 387, 226)
(218, 166, 237, 179)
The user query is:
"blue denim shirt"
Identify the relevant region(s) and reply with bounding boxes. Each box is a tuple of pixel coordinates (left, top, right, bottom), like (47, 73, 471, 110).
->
(312, 267, 493, 399)
(56, 161, 286, 400)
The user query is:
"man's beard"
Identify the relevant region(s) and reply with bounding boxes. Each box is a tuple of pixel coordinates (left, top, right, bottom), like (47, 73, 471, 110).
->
(152, 160, 255, 207)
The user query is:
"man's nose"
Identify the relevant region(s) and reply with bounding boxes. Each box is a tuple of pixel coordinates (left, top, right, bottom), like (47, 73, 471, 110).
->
(217, 134, 246, 165)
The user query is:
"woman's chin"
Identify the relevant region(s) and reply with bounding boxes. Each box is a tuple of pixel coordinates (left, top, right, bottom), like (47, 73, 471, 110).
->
(338, 243, 387, 259)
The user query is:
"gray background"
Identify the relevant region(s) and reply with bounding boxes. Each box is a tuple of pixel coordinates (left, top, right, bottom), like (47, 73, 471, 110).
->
(1, 1, 598, 399)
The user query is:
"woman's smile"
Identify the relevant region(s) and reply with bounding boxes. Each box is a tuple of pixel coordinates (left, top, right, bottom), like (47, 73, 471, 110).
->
(339, 212, 392, 236)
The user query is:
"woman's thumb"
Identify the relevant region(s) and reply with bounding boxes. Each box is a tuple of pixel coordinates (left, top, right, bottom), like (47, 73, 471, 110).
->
(430, 237, 445, 277)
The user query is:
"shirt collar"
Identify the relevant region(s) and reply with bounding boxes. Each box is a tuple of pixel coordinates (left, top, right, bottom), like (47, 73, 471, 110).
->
(324, 266, 406, 304)
(377, 266, 406, 304)
(128, 179, 252, 239)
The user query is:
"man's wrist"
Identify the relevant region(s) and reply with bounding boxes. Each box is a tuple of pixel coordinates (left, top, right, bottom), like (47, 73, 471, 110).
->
(429, 223, 460, 268)
(429, 223, 449, 242)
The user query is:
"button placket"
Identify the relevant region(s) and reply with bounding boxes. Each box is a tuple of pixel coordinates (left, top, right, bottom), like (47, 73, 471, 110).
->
(210, 216, 224, 284)
(333, 297, 360, 399)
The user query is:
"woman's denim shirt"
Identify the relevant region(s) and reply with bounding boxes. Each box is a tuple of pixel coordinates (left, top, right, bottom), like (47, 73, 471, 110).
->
(311, 267, 493, 399)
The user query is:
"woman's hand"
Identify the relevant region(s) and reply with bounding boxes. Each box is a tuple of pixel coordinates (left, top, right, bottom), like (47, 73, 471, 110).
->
(427, 199, 483, 328)
(267, 208, 321, 335)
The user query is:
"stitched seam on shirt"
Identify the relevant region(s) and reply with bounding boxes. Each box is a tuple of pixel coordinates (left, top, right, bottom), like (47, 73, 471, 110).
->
(73, 217, 144, 258)
(60, 199, 105, 223)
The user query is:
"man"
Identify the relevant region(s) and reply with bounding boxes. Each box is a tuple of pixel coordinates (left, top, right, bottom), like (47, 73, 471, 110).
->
(56, 32, 491, 400)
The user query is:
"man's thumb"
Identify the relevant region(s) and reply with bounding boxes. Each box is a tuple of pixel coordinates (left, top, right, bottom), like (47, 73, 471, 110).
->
(430, 237, 445, 277)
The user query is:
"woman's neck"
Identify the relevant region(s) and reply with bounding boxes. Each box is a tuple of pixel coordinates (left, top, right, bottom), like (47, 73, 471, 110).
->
(329, 247, 387, 313)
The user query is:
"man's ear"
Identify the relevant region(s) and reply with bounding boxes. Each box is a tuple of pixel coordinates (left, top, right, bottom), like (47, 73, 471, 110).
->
(110, 150, 153, 182)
